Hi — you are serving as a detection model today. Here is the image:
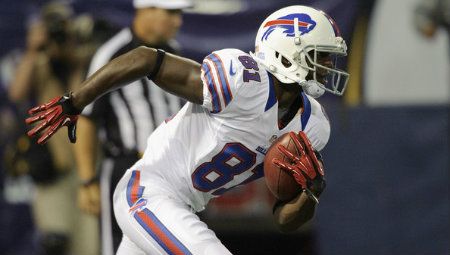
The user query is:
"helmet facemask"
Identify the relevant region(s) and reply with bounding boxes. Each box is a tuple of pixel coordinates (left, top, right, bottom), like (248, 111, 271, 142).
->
(301, 44, 349, 96)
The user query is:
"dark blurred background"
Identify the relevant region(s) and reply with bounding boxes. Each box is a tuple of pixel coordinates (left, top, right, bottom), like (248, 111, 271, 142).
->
(0, 0, 448, 255)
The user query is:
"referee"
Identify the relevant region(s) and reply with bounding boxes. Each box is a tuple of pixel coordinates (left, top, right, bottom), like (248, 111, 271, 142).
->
(73, 1, 193, 254)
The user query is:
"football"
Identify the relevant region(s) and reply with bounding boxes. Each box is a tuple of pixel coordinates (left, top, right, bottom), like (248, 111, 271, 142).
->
(264, 132, 302, 201)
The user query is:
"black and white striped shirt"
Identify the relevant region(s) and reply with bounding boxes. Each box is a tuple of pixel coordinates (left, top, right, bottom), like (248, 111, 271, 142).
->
(82, 28, 182, 157)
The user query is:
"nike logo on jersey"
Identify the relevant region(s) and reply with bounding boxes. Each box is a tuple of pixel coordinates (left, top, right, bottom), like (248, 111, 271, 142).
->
(229, 60, 236, 76)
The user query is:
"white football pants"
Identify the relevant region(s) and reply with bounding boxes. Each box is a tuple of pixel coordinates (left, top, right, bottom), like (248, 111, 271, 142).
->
(113, 170, 232, 255)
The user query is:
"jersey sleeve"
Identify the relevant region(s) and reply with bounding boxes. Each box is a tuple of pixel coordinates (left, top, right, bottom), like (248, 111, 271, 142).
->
(200, 49, 269, 119)
(201, 50, 237, 114)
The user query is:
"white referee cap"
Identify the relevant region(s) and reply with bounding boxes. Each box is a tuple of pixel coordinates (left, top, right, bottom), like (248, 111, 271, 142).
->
(133, 0, 193, 9)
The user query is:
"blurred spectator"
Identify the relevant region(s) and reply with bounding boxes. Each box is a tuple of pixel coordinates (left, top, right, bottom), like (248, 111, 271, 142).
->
(414, 0, 450, 39)
(364, 0, 449, 106)
(0, 12, 37, 255)
(6, 2, 109, 255)
(73, 0, 191, 254)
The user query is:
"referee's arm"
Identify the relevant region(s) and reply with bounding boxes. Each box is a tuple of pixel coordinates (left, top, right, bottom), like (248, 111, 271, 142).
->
(73, 116, 100, 215)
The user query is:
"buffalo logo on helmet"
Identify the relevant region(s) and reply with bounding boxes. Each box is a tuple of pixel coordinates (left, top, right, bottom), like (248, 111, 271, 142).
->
(262, 13, 316, 41)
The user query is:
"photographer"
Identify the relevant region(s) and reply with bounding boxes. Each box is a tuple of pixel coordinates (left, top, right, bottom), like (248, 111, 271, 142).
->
(8, 2, 99, 255)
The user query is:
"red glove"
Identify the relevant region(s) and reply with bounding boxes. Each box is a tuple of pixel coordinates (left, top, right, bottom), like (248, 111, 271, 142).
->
(273, 131, 326, 203)
(25, 93, 81, 144)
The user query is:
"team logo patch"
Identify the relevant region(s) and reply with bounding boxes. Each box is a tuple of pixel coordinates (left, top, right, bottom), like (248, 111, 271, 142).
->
(128, 198, 147, 214)
(262, 13, 316, 41)
(269, 135, 278, 143)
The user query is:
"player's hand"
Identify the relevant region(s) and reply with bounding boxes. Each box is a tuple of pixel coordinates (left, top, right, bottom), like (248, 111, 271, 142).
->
(25, 93, 81, 144)
(272, 131, 326, 203)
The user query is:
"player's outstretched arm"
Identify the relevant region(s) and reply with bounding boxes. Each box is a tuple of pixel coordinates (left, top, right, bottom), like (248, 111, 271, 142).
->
(72, 46, 203, 109)
(26, 46, 204, 144)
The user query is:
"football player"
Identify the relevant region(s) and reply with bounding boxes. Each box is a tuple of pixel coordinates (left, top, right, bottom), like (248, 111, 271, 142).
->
(26, 5, 349, 255)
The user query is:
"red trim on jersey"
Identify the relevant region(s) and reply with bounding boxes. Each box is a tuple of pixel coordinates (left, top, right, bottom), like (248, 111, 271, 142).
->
(203, 61, 222, 112)
(211, 53, 233, 103)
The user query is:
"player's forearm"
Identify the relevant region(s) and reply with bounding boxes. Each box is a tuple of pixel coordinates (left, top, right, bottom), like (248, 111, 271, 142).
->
(274, 191, 316, 233)
(71, 46, 155, 110)
(73, 117, 98, 182)
(71, 46, 203, 111)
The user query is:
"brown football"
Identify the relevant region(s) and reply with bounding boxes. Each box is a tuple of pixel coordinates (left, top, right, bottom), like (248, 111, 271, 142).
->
(264, 132, 302, 201)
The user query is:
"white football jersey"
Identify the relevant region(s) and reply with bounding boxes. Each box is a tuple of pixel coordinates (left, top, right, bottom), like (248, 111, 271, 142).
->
(132, 49, 330, 212)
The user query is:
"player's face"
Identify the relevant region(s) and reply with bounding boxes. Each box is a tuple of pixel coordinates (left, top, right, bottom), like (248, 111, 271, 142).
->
(305, 51, 333, 84)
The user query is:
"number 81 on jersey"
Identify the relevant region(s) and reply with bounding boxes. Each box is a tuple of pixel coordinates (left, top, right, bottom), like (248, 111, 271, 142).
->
(191, 143, 264, 196)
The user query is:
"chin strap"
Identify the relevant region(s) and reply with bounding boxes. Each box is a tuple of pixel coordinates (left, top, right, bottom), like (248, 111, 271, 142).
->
(299, 80, 325, 98)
